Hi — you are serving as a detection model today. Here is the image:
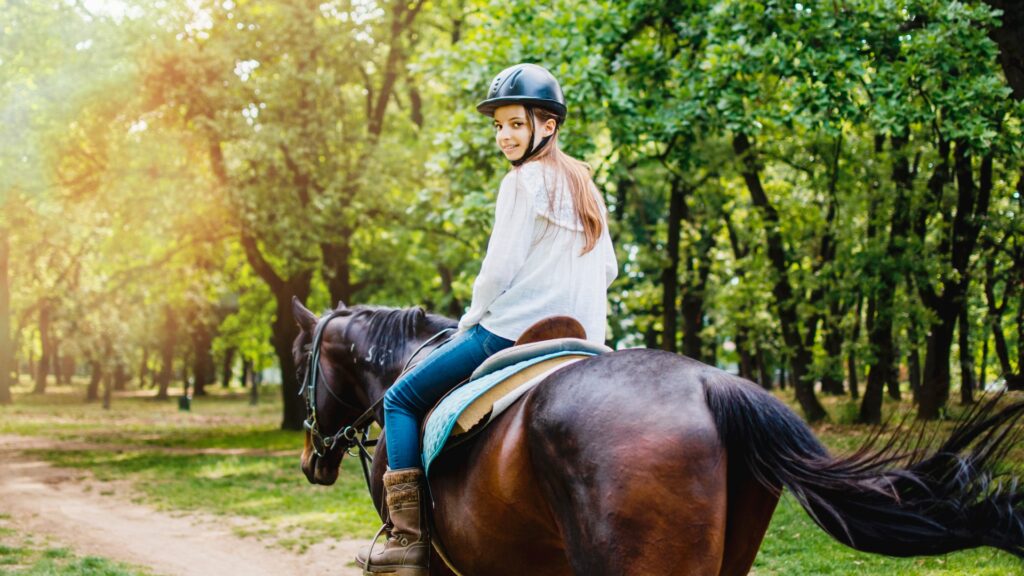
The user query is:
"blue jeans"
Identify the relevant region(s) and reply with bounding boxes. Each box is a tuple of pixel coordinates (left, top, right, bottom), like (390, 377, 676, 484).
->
(383, 324, 514, 470)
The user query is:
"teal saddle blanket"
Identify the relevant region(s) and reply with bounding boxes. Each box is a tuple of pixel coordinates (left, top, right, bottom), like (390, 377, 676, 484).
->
(421, 350, 595, 474)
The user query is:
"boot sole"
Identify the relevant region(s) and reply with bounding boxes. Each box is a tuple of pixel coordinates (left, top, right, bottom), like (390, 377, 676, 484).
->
(360, 567, 427, 576)
(356, 559, 427, 576)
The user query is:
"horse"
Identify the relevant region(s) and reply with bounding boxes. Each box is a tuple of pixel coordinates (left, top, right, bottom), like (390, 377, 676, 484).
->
(292, 298, 1024, 575)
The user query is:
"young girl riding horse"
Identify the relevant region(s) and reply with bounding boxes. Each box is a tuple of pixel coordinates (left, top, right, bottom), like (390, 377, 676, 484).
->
(356, 63, 618, 575)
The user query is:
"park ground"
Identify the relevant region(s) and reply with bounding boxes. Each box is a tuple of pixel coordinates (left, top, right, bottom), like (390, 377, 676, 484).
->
(0, 376, 1022, 576)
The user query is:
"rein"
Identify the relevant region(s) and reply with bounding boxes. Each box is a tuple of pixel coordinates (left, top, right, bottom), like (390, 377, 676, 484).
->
(300, 311, 454, 493)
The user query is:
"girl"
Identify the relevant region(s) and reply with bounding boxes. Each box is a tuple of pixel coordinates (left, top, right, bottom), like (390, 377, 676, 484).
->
(357, 63, 618, 575)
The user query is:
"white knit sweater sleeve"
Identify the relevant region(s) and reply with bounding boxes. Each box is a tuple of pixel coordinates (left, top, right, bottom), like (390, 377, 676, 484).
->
(458, 172, 536, 332)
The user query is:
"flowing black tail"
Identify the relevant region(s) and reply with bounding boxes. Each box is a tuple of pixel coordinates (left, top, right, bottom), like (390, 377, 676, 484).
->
(704, 373, 1024, 558)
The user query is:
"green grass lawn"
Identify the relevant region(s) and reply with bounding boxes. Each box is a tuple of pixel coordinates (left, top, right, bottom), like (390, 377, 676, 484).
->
(2, 376, 1023, 573)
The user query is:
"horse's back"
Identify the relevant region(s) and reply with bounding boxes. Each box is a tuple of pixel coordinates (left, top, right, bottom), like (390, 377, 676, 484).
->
(524, 348, 729, 575)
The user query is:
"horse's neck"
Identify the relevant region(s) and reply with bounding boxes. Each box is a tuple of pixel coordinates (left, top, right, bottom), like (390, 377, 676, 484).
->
(361, 332, 451, 426)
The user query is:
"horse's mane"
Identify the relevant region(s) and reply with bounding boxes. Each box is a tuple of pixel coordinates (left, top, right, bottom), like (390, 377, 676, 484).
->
(342, 305, 457, 374)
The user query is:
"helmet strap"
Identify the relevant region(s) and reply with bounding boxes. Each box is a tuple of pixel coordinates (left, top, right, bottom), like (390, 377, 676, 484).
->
(510, 106, 553, 167)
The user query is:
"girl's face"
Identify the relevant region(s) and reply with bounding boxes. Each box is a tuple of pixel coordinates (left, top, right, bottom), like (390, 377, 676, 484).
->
(493, 104, 556, 161)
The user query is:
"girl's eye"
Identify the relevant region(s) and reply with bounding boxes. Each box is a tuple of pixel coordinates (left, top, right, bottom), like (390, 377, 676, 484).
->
(512, 122, 522, 128)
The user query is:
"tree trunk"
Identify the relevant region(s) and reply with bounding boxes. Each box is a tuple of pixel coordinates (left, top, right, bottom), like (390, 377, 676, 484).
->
(191, 321, 215, 397)
(959, 300, 975, 405)
(34, 307, 52, 394)
(907, 312, 922, 401)
(0, 224, 11, 405)
(239, 231, 312, 429)
(979, 329, 988, 392)
(101, 339, 112, 409)
(987, 289, 1012, 377)
(861, 134, 913, 422)
(661, 183, 683, 353)
(102, 369, 112, 410)
(861, 285, 890, 423)
(983, 1, 1024, 101)
(736, 328, 755, 381)
(820, 299, 845, 395)
(756, 348, 771, 390)
(733, 133, 825, 421)
(680, 291, 705, 361)
(680, 216, 715, 362)
(86, 359, 102, 402)
(113, 362, 128, 392)
(27, 348, 34, 385)
(221, 347, 235, 388)
(1015, 289, 1024, 389)
(138, 347, 149, 388)
(886, 350, 901, 401)
(52, 338, 62, 387)
(323, 234, 355, 307)
(848, 294, 862, 400)
(918, 145, 991, 419)
(181, 351, 191, 398)
(60, 356, 74, 386)
(437, 264, 464, 320)
(920, 309, 957, 419)
(156, 307, 176, 400)
(272, 285, 310, 429)
(240, 358, 250, 387)
(250, 363, 260, 406)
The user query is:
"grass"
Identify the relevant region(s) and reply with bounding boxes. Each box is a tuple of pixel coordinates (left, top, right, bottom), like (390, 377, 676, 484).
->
(0, 514, 149, 576)
(3, 375, 1024, 572)
(752, 494, 1022, 575)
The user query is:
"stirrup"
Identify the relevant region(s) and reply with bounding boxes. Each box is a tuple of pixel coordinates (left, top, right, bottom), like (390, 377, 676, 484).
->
(359, 522, 389, 575)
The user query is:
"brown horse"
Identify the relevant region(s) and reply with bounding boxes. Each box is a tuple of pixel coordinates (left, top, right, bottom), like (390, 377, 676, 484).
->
(293, 299, 1024, 576)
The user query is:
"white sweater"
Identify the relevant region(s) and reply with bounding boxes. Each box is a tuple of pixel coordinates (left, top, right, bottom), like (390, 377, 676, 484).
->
(457, 161, 618, 344)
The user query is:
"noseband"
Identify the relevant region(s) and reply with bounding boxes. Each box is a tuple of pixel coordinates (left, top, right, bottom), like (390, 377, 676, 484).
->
(299, 309, 454, 489)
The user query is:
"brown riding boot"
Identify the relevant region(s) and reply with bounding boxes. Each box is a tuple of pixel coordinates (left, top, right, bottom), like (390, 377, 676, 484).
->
(355, 468, 429, 576)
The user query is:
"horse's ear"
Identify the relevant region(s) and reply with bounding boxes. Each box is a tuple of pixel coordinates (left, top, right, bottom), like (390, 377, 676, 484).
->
(336, 300, 347, 310)
(292, 296, 317, 333)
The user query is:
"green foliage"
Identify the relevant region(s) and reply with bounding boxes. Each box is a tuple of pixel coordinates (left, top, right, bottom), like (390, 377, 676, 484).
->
(4, 0, 1023, 421)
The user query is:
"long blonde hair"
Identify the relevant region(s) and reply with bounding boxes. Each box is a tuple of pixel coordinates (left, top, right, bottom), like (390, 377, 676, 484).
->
(522, 107, 606, 254)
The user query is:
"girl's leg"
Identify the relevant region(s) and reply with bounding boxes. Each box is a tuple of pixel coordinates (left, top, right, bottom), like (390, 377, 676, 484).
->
(384, 324, 513, 469)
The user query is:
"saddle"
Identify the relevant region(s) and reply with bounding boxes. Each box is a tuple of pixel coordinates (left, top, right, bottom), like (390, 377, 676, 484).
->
(420, 316, 611, 473)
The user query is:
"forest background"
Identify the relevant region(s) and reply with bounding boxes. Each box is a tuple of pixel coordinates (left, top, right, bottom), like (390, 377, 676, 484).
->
(2, 0, 1024, 430)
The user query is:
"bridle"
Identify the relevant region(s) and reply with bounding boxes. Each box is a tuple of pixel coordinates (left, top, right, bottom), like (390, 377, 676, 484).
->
(299, 309, 454, 491)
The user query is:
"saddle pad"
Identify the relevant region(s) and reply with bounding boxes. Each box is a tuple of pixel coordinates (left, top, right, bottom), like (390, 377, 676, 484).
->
(471, 337, 612, 380)
(421, 350, 595, 474)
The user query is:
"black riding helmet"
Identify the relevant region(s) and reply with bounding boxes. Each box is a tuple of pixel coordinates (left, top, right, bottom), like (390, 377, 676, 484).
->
(477, 63, 567, 166)
(477, 63, 567, 123)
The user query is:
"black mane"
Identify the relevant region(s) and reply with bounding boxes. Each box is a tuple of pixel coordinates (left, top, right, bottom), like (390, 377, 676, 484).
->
(343, 305, 457, 374)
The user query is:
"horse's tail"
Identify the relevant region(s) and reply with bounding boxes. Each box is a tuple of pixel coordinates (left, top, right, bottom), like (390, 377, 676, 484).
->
(703, 373, 1024, 558)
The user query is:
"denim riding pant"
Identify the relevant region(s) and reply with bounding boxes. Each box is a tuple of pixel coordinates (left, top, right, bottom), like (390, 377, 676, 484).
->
(383, 324, 514, 470)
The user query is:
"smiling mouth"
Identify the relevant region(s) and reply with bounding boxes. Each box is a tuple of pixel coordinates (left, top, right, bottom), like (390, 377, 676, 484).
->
(502, 144, 518, 154)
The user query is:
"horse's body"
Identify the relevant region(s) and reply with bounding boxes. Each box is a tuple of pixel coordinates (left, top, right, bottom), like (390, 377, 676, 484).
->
(424, 350, 772, 575)
(293, 300, 1024, 576)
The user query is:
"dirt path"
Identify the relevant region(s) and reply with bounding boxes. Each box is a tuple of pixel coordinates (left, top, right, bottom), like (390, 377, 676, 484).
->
(0, 435, 364, 576)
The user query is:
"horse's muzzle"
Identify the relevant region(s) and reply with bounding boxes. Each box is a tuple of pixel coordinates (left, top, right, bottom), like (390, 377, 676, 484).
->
(301, 432, 340, 485)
